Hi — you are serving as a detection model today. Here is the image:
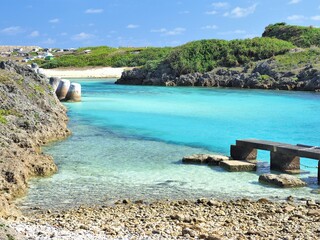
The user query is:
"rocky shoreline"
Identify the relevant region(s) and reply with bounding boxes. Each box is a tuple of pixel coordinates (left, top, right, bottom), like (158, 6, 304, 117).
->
(1, 61, 319, 239)
(7, 197, 320, 239)
(116, 59, 320, 91)
(0, 61, 70, 218)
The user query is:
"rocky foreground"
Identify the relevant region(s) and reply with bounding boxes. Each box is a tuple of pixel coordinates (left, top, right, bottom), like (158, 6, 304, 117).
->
(116, 59, 320, 91)
(5, 197, 320, 239)
(0, 61, 70, 217)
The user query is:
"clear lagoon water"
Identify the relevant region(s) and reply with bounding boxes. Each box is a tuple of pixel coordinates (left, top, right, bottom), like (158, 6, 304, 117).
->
(17, 79, 320, 210)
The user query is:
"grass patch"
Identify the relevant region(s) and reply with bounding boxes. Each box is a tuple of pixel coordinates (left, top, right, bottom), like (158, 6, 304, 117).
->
(274, 47, 320, 71)
(35, 46, 172, 69)
(0, 109, 22, 124)
(32, 84, 45, 94)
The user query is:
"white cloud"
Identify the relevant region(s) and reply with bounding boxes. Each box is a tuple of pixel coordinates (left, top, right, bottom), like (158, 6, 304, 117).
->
(205, 10, 217, 15)
(85, 8, 104, 14)
(179, 10, 190, 14)
(212, 2, 230, 8)
(0, 26, 22, 35)
(151, 28, 167, 33)
(72, 32, 94, 41)
(151, 27, 186, 36)
(49, 18, 60, 23)
(287, 15, 306, 21)
(29, 31, 40, 37)
(127, 24, 139, 29)
(311, 15, 320, 21)
(288, 0, 301, 4)
(164, 27, 186, 36)
(224, 4, 257, 18)
(43, 38, 56, 45)
(218, 29, 246, 35)
(201, 25, 218, 30)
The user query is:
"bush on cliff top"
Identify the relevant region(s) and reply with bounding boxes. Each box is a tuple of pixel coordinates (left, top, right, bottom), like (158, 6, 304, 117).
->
(164, 37, 294, 75)
(263, 23, 320, 48)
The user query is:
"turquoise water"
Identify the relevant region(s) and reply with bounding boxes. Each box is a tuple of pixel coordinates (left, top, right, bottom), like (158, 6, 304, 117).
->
(18, 79, 320, 210)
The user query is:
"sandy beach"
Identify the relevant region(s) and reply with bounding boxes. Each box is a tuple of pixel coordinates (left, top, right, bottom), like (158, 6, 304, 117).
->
(42, 67, 130, 79)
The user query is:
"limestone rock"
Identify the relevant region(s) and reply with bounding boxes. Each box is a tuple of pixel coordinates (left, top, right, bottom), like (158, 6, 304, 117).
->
(182, 154, 210, 164)
(0, 60, 70, 217)
(207, 155, 230, 166)
(220, 160, 256, 172)
(259, 174, 307, 188)
(182, 154, 229, 165)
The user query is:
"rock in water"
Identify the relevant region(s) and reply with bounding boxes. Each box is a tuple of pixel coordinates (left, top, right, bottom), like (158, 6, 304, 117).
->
(259, 174, 307, 188)
(207, 155, 230, 166)
(220, 160, 256, 172)
(66, 83, 81, 102)
(182, 154, 229, 165)
(56, 79, 70, 100)
(49, 77, 61, 92)
(182, 154, 210, 164)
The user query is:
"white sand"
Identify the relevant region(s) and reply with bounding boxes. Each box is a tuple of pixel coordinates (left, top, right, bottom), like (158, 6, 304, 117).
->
(42, 67, 128, 79)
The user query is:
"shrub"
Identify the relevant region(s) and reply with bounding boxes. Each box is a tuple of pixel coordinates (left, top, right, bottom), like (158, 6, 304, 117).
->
(263, 23, 320, 47)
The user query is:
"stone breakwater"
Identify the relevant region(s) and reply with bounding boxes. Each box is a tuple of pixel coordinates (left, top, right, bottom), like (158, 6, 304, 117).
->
(116, 60, 320, 91)
(9, 198, 320, 239)
(0, 61, 70, 218)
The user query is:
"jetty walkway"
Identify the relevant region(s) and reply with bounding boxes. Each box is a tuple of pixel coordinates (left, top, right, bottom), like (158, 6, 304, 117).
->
(230, 139, 320, 184)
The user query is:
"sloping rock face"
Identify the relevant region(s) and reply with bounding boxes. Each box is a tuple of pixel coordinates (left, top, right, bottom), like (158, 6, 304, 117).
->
(116, 61, 320, 91)
(0, 61, 70, 217)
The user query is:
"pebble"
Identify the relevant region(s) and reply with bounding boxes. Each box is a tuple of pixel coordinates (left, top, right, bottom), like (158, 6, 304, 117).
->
(8, 197, 320, 240)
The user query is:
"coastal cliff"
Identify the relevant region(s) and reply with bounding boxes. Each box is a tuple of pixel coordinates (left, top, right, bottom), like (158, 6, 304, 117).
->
(116, 59, 320, 91)
(115, 24, 320, 91)
(0, 61, 70, 217)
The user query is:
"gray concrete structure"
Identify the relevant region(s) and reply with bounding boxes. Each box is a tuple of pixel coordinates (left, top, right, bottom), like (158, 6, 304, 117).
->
(230, 139, 320, 184)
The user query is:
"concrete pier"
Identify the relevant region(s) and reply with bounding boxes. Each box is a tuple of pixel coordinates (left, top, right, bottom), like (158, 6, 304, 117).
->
(230, 139, 320, 184)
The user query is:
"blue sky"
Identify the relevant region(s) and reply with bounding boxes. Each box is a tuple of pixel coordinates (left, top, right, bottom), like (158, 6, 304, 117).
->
(0, 0, 319, 48)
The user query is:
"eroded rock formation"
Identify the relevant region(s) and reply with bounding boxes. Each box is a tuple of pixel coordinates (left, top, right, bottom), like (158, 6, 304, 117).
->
(0, 61, 71, 217)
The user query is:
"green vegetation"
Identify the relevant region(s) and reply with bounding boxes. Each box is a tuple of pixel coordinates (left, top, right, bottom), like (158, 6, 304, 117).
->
(0, 110, 11, 124)
(6, 234, 15, 240)
(0, 73, 10, 83)
(274, 47, 320, 71)
(163, 37, 294, 75)
(260, 75, 271, 80)
(32, 84, 45, 94)
(31, 23, 320, 77)
(36, 46, 172, 69)
(263, 23, 320, 48)
(0, 109, 22, 124)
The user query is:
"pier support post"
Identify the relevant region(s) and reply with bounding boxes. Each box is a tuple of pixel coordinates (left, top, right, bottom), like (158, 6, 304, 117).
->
(230, 145, 257, 160)
(318, 160, 320, 185)
(270, 152, 300, 173)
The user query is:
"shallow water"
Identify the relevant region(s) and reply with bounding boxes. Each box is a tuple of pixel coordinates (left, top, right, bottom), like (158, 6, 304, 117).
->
(17, 79, 320, 210)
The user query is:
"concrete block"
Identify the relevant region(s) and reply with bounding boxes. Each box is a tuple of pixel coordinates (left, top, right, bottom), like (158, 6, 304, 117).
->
(220, 160, 256, 172)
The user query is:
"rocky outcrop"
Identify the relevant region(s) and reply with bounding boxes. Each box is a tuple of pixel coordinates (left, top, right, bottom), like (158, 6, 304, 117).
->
(0, 61, 70, 217)
(182, 154, 230, 165)
(116, 61, 320, 91)
(259, 174, 307, 188)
